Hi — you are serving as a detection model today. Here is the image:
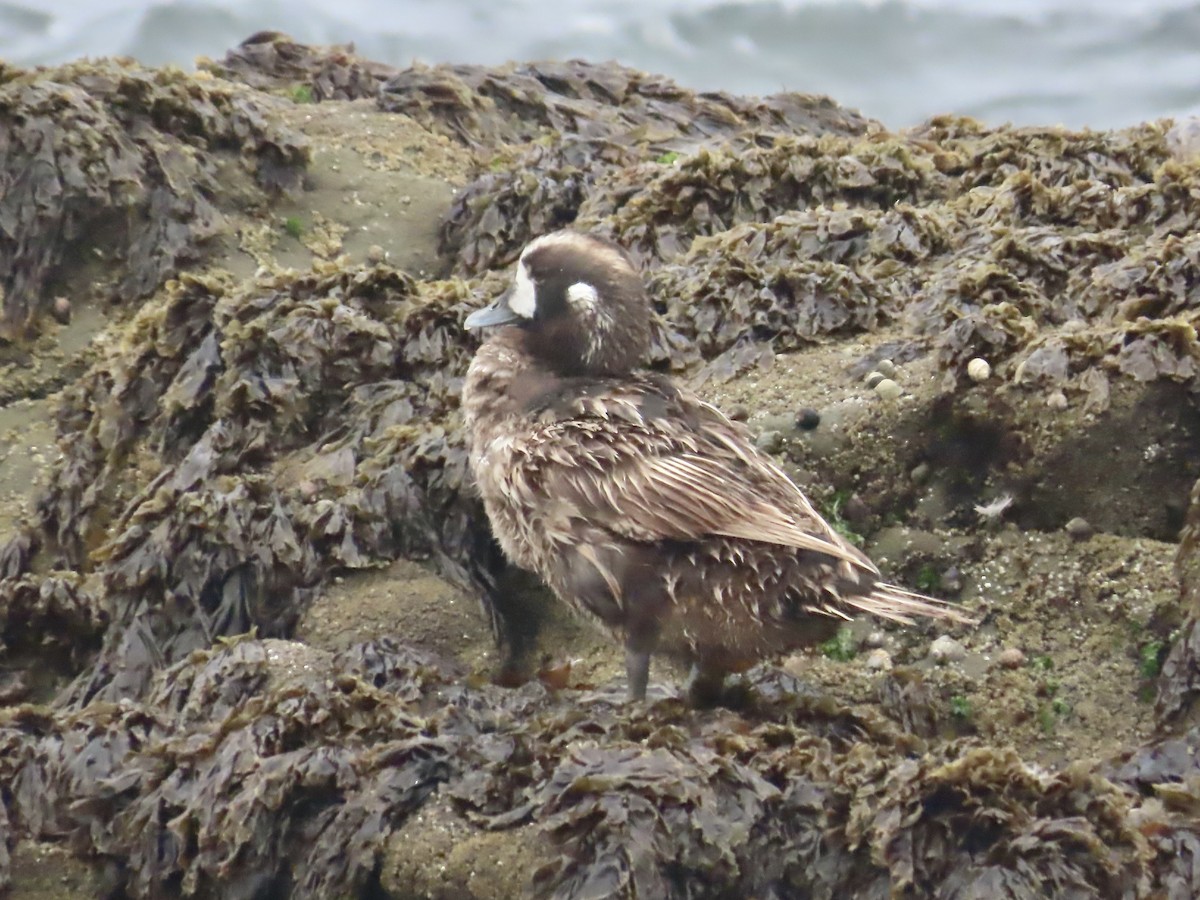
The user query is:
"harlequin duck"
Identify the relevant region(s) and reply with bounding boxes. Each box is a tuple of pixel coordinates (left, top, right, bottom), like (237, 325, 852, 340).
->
(461, 230, 972, 703)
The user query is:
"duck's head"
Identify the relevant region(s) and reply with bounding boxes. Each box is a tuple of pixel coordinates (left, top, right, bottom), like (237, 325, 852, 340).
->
(465, 231, 651, 377)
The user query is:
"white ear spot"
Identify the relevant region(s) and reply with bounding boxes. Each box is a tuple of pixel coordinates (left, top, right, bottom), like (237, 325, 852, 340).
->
(566, 281, 599, 309)
(508, 262, 537, 318)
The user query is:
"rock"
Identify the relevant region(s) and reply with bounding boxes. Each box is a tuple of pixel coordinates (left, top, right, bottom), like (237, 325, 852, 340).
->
(841, 494, 870, 528)
(863, 629, 888, 649)
(755, 430, 783, 454)
(865, 371, 885, 389)
(940, 565, 963, 594)
(930, 635, 967, 665)
(865, 648, 893, 671)
(874, 378, 902, 401)
(967, 358, 991, 382)
(51, 296, 72, 325)
(795, 407, 821, 430)
(1065, 517, 1095, 541)
(997, 647, 1026, 669)
(1046, 390, 1068, 410)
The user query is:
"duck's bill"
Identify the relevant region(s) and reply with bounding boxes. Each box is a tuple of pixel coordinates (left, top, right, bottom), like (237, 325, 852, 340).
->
(465, 292, 521, 329)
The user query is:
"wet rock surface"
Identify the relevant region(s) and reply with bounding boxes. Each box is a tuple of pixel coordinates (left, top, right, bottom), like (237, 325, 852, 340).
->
(2, 34, 1200, 898)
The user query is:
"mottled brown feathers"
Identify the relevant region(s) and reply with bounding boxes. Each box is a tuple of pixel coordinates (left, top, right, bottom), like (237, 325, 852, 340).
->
(462, 229, 974, 703)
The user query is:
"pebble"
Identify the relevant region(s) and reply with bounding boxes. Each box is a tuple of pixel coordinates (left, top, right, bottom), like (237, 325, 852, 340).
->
(842, 494, 870, 527)
(366, 244, 385, 264)
(51, 296, 71, 325)
(755, 430, 784, 454)
(967, 358, 991, 382)
(875, 358, 897, 378)
(1065, 516, 1094, 541)
(930, 635, 967, 665)
(874, 378, 902, 401)
(997, 647, 1026, 669)
(865, 371, 886, 389)
(795, 407, 821, 431)
(939, 566, 963, 594)
(863, 630, 888, 649)
(865, 648, 893, 671)
(727, 403, 750, 422)
(910, 462, 931, 485)
(1046, 390, 1068, 410)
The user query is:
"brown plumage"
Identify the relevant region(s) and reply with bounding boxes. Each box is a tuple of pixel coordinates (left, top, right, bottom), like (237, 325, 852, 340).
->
(461, 230, 973, 703)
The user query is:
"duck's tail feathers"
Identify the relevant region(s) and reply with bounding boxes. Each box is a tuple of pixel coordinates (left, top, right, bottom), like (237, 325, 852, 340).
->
(827, 582, 978, 626)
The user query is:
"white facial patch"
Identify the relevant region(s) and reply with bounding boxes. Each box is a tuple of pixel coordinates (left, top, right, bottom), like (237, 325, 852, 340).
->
(566, 281, 609, 365)
(565, 281, 599, 310)
(508, 261, 537, 319)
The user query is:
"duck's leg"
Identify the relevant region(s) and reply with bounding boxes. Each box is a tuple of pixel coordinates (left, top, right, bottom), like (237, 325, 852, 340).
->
(624, 623, 660, 701)
(626, 645, 651, 701)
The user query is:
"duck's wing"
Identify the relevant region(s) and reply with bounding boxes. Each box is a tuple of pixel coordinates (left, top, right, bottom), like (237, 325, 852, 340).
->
(519, 376, 877, 575)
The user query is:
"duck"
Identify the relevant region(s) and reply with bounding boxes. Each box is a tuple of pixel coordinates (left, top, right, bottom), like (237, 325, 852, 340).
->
(460, 230, 973, 704)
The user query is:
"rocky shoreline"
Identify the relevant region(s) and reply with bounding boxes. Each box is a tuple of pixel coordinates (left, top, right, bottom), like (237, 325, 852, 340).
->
(2, 34, 1200, 898)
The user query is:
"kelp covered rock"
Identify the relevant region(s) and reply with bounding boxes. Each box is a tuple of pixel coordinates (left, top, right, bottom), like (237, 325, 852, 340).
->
(202, 31, 398, 102)
(0, 58, 307, 339)
(2, 37, 1200, 898)
(2, 642, 1187, 898)
(423, 61, 876, 273)
(18, 262, 516, 706)
(441, 99, 1198, 402)
(1160, 476, 1200, 728)
(1, 639, 456, 899)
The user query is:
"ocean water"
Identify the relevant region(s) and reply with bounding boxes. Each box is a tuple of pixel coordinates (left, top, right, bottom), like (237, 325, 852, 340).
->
(3, 0, 1200, 129)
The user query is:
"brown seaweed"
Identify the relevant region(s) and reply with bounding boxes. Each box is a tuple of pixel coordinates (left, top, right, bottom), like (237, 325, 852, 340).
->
(0, 59, 308, 339)
(1, 643, 1176, 898)
(23, 262, 520, 706)
(4, 40, 1200, 898)
(202, 31, 397, 102)
(380, 59, 872, 152)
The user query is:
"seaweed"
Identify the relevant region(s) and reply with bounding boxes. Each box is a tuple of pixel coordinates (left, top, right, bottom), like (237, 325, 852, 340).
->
(1, 639, 455, 899)
(20, 262, 515, 706)
(445, 670, 1152, 898)
(427, 60, 876, 274)
(1129, 466, 1200, 726)
(0, 572, 106, 667)
(577, 135, 948, 267)
(5, 42, 1200, 898)
(0, 58, 308, 339)
(381, 59, 872, 152)
(202, 31, 398, 102)
(441, 136, 641, 276)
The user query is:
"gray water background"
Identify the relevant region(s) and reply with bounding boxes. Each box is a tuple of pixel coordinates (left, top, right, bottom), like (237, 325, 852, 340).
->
(3, 0, 1200, 129)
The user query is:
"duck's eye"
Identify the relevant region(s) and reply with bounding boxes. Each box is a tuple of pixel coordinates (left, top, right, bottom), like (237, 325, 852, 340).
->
(508, 262, 538, 319)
